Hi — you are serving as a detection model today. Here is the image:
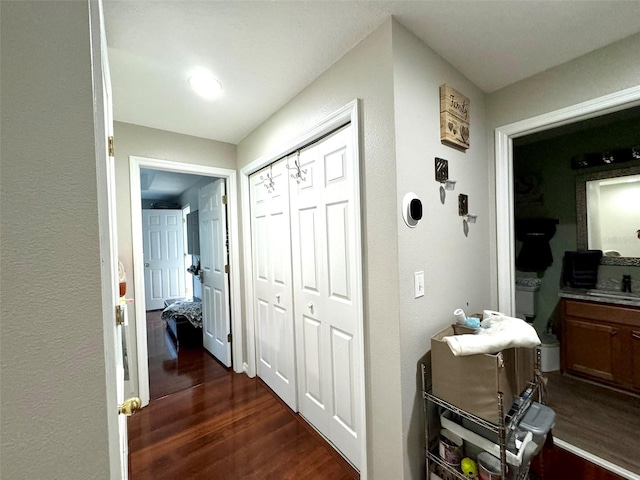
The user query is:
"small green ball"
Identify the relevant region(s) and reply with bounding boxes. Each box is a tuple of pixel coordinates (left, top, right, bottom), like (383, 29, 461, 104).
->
(460, 457, 478, 477)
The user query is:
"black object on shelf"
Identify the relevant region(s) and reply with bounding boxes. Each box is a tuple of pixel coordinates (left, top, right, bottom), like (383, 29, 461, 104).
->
(561, 250, 603, 288)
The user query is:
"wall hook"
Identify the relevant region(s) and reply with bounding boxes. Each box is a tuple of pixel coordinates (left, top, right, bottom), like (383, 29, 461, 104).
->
(260, 165, 275, 193)
(286, 151, 307, 184)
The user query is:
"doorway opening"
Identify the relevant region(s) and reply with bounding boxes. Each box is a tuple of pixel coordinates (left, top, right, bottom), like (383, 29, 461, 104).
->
(495, 85, 640, 479)
(130, 156, 242, 407)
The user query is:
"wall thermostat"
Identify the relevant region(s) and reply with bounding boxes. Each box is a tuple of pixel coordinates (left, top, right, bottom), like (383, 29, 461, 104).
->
(402, 192, 422, 228)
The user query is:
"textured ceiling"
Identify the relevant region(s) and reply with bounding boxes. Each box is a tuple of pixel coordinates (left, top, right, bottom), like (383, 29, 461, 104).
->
(104, 1, 640, 144)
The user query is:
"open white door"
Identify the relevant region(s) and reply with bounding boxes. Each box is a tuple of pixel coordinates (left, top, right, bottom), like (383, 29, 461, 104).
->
(199, 180, 232, 367)
(91, 0, 134, 478)
(142, 209, 185, 310)
(249, 161, 297, 410)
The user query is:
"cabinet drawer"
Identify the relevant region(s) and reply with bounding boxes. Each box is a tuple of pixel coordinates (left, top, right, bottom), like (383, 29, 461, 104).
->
(564, 300, 640, 327)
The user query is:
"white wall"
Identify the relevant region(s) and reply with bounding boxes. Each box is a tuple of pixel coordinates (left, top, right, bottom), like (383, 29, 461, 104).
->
(487, 33, 640, 129)
(598, 181, 640, 257)
(237, 20, 404, 479)
(113, 121, 235, 396)
(391, 21, 490, 479)
(0, 2, 113, 478)
(486, 32, 640, 309)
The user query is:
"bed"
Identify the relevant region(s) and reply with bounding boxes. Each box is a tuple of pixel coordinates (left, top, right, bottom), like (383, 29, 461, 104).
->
(161, 300, 203, 349)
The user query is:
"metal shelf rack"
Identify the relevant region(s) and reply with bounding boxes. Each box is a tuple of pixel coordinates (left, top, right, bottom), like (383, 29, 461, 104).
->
(421, 350, 543, 480)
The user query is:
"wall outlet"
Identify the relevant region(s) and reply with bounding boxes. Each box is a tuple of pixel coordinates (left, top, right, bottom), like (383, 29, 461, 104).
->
(414, 271, 425, 298)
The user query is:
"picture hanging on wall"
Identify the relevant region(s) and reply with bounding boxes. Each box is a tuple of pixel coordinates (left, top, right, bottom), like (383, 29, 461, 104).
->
(440, 84, 470, 151)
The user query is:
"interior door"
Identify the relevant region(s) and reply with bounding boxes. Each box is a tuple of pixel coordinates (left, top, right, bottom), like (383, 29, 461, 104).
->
(250, 161, 297, 410)
(290, 124, 362, 468)
(142, 209, 185, 310)
(93, 0, 130, 477)
(199, 180, 232, 366)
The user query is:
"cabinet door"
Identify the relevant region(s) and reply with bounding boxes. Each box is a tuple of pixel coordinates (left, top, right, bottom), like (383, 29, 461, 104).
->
(564, 317, 622, 384)
(632, 329, 640, 391)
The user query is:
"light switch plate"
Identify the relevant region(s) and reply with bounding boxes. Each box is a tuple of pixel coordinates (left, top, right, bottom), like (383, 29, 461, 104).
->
(414, 271, 425, 298)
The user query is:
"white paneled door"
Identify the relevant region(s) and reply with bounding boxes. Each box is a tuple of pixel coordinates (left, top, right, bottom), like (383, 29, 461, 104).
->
(250, 124, 362, 469)
(250, 161, 297, 409)
(199, 180, 232, 367)
(142, 209, 185, 310)
(289, 125, 361, 469)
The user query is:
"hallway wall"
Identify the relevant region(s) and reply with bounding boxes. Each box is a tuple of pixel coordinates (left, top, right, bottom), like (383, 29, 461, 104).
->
(0, 2, 112, 478)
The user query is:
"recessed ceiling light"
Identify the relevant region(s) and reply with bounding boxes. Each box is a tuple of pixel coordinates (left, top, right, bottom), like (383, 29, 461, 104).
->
(187, 72, 222, 100)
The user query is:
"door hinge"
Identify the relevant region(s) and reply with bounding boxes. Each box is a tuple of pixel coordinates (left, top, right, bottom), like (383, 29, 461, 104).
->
(222, 195, 228, 205)
(108, 136, 114, 157)
(115, 304, 125, 326)
(225, 264, 230, 274)
(227, 333, 232, 343)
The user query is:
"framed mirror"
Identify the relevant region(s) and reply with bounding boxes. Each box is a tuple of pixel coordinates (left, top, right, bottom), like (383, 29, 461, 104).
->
(576, 165, 640, 266)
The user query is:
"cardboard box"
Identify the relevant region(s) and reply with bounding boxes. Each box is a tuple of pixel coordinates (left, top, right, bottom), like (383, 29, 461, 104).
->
(431, 326, 534, 424)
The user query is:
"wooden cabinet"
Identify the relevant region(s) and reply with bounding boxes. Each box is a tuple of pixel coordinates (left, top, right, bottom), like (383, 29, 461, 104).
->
(561, 299, 640, 393)
(633, 329, 640, 390)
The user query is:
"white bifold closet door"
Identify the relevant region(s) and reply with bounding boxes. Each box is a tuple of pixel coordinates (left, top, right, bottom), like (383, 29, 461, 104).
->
(250, 124, 361, 469)
(250, 160, 297, 409)
(289, 125, 361, 468)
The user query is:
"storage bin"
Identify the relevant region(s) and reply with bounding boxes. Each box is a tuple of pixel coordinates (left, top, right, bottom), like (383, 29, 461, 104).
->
(431, 326, 534, 424)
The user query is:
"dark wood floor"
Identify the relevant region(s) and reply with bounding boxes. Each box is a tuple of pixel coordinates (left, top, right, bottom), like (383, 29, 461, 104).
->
(544, 371, 640, 476)
(128, 311, 359, 480)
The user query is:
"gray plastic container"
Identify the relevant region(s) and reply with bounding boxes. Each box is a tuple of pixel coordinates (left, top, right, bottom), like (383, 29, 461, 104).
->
(517, 401, 555, 451)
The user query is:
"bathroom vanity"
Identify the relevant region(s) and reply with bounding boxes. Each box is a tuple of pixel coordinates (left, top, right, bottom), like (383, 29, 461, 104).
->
(559, 290, 640, 394)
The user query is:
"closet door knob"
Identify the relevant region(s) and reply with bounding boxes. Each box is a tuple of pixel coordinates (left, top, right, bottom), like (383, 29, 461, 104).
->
(307, 302, 314, 310)
(276, 294, 281, 302)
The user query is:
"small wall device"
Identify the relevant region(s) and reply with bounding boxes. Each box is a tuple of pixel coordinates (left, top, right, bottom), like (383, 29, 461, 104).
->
(402, 192, 422, 228)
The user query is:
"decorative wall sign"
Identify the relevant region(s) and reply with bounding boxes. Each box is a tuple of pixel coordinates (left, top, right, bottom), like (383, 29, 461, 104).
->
(440, 84, 470, 151)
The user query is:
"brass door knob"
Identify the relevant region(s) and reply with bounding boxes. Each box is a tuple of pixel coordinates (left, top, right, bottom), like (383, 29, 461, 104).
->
(118, 397, 141, 416)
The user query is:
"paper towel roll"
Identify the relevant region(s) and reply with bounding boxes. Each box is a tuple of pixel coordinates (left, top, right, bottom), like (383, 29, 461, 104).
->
(454, 309, 466, 324)
(483, 310, 501, 320)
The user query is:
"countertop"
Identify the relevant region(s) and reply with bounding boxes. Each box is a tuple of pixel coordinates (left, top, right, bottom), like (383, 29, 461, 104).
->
(558, 287, 640, 307)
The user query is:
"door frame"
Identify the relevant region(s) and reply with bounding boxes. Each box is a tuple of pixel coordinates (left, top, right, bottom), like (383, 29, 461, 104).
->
(494, 84, 640, 479)
(239, 99, 368, 477)
(130, 156, 243, 406)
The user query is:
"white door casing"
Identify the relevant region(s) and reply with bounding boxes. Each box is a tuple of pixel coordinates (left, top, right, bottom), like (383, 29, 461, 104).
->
(250, 161, 298, 409)
(199, 180, 232, 367)
(130, 158, 243, 406)
(142, 209, 185, 310)
(289, 125, 362, 468)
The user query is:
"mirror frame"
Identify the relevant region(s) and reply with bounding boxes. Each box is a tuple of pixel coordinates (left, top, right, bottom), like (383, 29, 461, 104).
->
(576, 165, 640, 266)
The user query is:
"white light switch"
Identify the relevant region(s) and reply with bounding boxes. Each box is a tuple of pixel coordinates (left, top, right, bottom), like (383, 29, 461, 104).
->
(414, 271, 424, 298)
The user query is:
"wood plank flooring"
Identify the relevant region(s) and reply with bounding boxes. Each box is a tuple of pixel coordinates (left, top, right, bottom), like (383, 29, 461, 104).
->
(129, 311, 359, 480)
(544, 371, 640, 475)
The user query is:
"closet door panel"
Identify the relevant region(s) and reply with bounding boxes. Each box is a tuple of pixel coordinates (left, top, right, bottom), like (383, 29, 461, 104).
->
(256, 299, 272, 368)
(250, 161, 297, 410)
(326, 201, 351, 302)
(302, 315, 324, 408)
(291, 124, 362, 469)
(298, 207, 320, 293)
(331, 326, 356, 433)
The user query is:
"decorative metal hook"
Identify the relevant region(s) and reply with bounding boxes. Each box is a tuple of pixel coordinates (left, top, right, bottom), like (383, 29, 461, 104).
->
(286, 151, 307, 184)
(260, 165, 275, 193)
